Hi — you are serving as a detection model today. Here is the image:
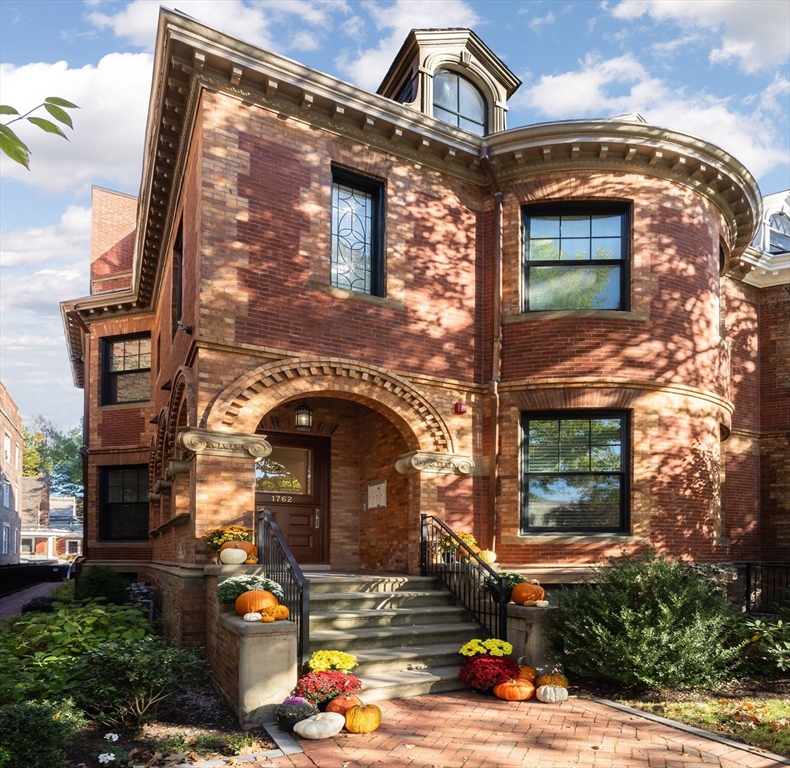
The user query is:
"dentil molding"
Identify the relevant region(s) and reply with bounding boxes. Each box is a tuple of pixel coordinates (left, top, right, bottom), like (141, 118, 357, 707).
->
(395, 450, 475, 475)
(178, 427, 272, 459)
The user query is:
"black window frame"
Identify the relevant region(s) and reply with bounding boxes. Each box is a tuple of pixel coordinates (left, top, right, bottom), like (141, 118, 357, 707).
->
(520, 410, 630, 534)
(330, 167, 385, 297)
(522, 202, 630, 312)
(98, 465, 149, 541)
(432, 69, 487, 136)
(101, 333, 152, 406)
(171, 222, 184, 339)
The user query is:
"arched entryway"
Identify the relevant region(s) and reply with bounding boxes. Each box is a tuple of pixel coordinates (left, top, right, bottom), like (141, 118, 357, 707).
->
(255, 396, 414, 571)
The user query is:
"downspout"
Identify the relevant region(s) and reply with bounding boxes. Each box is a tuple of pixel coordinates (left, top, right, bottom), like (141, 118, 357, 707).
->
(480, 145, 502, 552)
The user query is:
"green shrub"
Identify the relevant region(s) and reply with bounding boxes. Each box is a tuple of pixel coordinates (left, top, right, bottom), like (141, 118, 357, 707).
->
(75, 565, 128, 604)
(50, 579, 75, 602)
(0, 699, 86, 768)
(548, 550, 744, 688)
(72, 637, 206, 726)
(0, 602, 151, 704)
(20, 595, 57, 613)
(216, 574, 283, 604)
(735, 615, 790, 673)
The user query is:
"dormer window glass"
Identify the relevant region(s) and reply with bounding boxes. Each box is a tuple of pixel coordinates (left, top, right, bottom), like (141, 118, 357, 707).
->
(433, 69, 486, 135)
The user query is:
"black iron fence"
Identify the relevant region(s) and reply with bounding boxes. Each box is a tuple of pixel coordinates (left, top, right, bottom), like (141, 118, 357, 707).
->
(745, 563, 790, 614)
(420, 515, 508, 640)
(257, 508, 310, 667)
(0, 562, 69, 599)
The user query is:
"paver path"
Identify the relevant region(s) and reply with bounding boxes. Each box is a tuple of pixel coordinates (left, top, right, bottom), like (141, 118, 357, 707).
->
(271, 691, 786, 768)
(0, 581, 61, 618)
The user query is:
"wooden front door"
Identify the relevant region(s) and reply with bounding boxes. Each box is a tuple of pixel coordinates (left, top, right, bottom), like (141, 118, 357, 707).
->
(255, 433, 329, 564)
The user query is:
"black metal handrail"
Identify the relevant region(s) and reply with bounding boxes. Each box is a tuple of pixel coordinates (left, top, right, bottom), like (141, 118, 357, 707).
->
(257, 508, 310, 667)
(420, 514, 508, 640)
(745, 563, 790, 613)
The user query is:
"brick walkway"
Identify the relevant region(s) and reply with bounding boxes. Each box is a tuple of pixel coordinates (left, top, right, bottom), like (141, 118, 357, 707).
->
(0, 581, 62, 618)
(270, 691, 787, 768)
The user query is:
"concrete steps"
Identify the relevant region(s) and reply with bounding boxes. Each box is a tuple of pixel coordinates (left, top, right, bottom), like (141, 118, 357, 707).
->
(306, 575, 477, 701)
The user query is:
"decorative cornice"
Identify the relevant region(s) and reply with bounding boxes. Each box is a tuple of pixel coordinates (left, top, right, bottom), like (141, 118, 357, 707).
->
(395, 450, 475, 475)
(178, 427, 272, 459)
(165, 458, 191, 479)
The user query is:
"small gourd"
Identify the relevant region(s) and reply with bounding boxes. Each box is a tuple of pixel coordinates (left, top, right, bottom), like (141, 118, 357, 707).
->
(244, 556, 258, 564)
(243, 612, 262, 622)
(325, 695, 362, 715)
(344, 703, 382, 733)
(292, 712, 345, 739)
(518, 665, 537, 684)
(536, 685, 569, 703)
(271, 604, 290, 620)
(536, 672, 569, 688)
(493, 678, 534, 701)
(260, 613, 276, 623)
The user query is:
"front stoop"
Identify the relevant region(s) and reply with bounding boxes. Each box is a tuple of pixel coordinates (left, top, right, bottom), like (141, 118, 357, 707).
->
(307, 575, 478, 702)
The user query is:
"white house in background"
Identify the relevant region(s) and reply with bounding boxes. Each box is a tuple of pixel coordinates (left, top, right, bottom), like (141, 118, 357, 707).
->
(20, 486, 83, 562)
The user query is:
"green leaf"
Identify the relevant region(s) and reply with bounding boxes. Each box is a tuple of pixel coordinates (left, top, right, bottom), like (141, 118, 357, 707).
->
(45, 96, 79, 109)
(27, 116, 67, 138)
(0, 104, 20, 116)
(0, 124, 30, 168)
(43, 102, 73, 128)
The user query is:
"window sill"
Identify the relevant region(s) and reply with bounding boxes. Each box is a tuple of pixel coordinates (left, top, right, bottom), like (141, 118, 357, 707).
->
(504, 310, 648, 323)
(149, 513, 190, 537)
(309, 280, 405, 310)
(503, 532, 647, 546)
(97, 400, 154, 410)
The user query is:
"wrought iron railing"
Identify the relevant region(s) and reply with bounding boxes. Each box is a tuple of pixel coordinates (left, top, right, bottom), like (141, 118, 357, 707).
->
(746, 563, 790, 613)
(257, 508, 310, 667)
(420, 514, 508, 640)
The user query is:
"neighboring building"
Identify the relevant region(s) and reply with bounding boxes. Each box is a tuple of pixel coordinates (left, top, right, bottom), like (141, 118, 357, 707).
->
(0, 382, 23, 565)
(61, 11, 788, 646)
(20, 483, 84, 562)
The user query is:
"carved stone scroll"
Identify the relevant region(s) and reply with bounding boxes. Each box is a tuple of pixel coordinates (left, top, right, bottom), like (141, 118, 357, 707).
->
(165, 458, 191, 480)
(178, 427, 272, 459)
(395, 450, 475, 476)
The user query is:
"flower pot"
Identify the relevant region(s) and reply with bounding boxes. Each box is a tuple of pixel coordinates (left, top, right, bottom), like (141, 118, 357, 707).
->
(278, 714, 308, 732)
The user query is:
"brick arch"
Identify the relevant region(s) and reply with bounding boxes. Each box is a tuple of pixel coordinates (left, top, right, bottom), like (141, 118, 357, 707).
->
(166, 366, 198, 455)
(205, 358, 454, 453)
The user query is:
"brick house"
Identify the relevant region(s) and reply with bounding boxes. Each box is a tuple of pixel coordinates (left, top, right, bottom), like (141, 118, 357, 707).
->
(61, 10, 788, 648)
(0, 382, 23, 565)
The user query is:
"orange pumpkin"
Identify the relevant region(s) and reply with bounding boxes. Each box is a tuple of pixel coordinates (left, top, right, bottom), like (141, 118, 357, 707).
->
(260, 614, 276, 623)
(271, 604, 290, 620)
(511, 583, 546, 604)
(325, 695, 362, 715)
(234, 589, 278, 616)
(344, 703, 382, 733)
(219, 540, 257, 558)
(518, 665, 537, 684)
(493, 678, 535, 701)
(536, 672, 569, 688)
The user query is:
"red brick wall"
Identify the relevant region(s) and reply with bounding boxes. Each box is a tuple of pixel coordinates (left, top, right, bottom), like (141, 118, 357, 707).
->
(90, 187, 136, 294)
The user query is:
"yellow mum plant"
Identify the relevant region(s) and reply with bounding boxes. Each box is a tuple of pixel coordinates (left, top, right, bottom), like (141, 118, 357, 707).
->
(459, 638, 513, 657)
(307, 649, 358, 673)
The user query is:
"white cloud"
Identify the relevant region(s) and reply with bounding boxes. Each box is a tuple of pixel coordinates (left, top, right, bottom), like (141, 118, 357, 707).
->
(0, 53, 152, 194)
(528, 12, 555, 33)
(0, 267, 87, 315)
(86, 0, 348, 53)
(514, 53, 789, 180)
(335, 0, 481, 91)
(610, 0, 790, 74)
(0, 206, 91, 268)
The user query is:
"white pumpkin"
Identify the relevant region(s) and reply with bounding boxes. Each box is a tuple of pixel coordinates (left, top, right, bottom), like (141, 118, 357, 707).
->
(243, 612, 262, 622)
(219, 547, 248, 564)
(536, 685, 569, 703)
(478, 549, 497, 564)
(292, 711, 345, 739)
(535, 600, 549, 608)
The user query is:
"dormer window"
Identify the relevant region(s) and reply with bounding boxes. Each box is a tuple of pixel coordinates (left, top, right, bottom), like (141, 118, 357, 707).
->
(432, 69, 486, 136)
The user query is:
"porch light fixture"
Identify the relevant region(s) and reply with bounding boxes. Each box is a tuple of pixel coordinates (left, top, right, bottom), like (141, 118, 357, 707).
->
(294, 402, 313, 432)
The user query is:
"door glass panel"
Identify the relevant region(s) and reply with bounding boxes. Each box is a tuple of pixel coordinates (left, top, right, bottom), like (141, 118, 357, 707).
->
(255, 447, 312, 495)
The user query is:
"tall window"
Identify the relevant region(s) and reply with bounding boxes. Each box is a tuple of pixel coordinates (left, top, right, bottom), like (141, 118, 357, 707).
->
(521, 412, 628, 533)
(99, 465, 149, 541)
(171, 222, 184, 338)
(102, 334, 151, 405)
(2, 525, 8, 554)
(330, 168, 384, 296)
(523, 204, 629, 311)
(2, 476, 8, 508)
(433, 70, 486, 136)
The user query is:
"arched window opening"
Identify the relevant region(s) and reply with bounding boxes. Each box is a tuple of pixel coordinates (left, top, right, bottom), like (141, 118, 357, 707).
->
(433, 69, 487, 136)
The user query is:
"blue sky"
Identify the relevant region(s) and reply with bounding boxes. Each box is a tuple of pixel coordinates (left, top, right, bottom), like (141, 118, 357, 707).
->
(1, 0, 788, 430)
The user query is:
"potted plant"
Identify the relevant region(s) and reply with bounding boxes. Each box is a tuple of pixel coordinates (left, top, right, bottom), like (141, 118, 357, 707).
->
(439, 531, 477, 563)
(293, 671, 363, 708)
(485, 571, 528, 603)
(274, 697, 317, 732)
(202, 526, 254, 560)
(216, 574, 284, 604)
(457, 638, 519, 693)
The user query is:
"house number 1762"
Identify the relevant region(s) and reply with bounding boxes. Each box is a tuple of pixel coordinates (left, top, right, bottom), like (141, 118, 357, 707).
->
(272, 495, 293, 503)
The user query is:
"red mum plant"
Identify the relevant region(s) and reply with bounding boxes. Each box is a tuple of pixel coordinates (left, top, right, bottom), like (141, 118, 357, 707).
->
(293, 671, 363, 705)
(459, 654, 520, 692)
